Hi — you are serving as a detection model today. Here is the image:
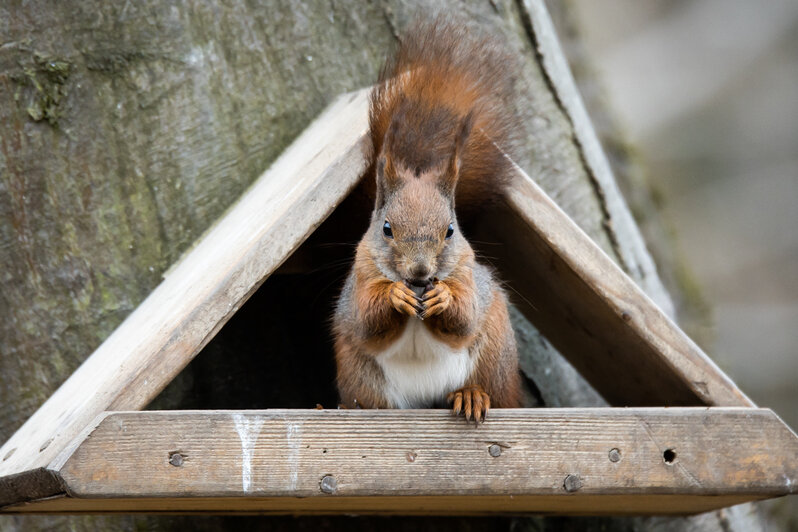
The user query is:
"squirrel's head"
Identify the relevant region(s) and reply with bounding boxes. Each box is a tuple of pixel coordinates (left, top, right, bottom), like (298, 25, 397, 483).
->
(368, 113, 472, 286)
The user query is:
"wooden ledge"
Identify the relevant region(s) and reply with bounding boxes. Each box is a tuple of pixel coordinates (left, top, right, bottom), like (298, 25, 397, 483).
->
(3, 408, 796, 515)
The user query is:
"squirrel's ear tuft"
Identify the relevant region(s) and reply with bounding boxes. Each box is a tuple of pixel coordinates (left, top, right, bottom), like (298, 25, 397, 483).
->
(375, 154, 398, 208)
(377, 156, 387, 181)
(377, 153, 398, 186)
(443, 111, 474, 196)
(377, 119, 400, 189)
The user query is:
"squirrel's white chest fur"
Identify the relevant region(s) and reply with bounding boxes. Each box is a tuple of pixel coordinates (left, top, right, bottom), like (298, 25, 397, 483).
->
(374, 318, 473, 408)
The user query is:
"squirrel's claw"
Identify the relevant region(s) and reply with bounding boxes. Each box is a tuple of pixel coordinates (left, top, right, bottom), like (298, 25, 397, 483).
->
(451, 392, 463, 415)
(447, 385, 490, 424)
(420, 281, 452, 319)
(390, 281, 423, 316)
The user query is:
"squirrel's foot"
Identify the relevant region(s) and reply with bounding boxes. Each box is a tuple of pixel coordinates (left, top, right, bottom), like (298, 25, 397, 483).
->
(420, 279, 452, 319)
(337, 398, 362, 409)
(447, 385, 490, 424)
(390, 281, 423, 316)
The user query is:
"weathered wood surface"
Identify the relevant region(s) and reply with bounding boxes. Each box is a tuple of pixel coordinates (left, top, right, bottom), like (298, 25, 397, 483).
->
(0, 90, 369, 503)
(4, 408, 796, 515)
(474, 164, 754, 407)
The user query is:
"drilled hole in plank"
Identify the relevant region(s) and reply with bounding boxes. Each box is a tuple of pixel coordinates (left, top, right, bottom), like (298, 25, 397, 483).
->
(663, 448, 677, 464)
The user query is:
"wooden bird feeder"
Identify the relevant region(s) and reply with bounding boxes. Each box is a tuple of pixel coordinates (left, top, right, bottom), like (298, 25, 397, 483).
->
(1, 86, 795, 516)
(1, 6, 796, 516)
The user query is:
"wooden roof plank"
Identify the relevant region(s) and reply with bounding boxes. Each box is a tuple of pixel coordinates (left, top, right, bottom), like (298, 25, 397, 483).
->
(477, 163, 754, 407)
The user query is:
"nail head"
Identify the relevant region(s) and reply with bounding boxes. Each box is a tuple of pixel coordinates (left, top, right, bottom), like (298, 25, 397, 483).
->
(320, 474, 337, 494)
(563, 474, 582, 493)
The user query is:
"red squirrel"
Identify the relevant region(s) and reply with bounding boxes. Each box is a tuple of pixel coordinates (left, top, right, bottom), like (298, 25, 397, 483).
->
(333, 19, 522, 422)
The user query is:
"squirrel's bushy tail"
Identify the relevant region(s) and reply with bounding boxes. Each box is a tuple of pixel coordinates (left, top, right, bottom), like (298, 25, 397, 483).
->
(369, 17, 520, 213)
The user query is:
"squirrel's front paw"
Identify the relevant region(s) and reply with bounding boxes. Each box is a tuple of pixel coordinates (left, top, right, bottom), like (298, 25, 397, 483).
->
(420, 279, 452, 319)
(389, 281, 423, 317)
(448, 385, 491, 423)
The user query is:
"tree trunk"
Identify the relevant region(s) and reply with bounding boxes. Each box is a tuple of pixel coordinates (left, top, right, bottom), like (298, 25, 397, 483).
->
(0, 0, 768, 530)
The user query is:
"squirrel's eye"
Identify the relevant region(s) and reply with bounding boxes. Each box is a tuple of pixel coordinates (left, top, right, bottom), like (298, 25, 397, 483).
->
(382, 220, 393, 238)
(445, 223, 454, 240)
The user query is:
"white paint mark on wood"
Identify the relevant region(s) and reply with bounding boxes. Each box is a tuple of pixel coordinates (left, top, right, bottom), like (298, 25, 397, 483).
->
(233, 414, 265, 493)
(285, 422, 302, 491)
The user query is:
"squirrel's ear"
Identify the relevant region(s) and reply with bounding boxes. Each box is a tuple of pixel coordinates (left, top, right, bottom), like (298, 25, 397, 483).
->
(443, 111, 474, 195)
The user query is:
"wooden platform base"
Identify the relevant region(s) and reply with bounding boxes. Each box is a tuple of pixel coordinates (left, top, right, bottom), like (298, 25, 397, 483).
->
(2, 408, 796, 515)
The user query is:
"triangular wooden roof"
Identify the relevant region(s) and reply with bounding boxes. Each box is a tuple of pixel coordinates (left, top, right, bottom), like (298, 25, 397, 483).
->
(1, 86, 795, 515)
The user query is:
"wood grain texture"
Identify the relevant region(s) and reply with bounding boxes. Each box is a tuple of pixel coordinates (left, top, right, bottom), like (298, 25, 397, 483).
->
(0, 468, 63, 512)
(473, 162, 754, 408)
(0, 90, 370, 501)
(42, 408, 797, 509)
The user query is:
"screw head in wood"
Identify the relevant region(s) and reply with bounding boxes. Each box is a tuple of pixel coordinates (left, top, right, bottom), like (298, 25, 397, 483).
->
(3, 447, 16, 461)
(563, 474, 582, 493)
(320, 474, 337, 494)
(488, 444, 502, 457)
(608, 448, 621, 462)
(169, 452, 184, 467)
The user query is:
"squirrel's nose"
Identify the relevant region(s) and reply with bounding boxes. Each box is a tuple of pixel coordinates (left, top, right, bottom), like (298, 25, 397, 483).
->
(409, 264, 430, 281)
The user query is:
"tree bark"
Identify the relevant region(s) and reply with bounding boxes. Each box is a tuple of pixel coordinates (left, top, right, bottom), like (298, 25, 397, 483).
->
(0, 0, 768, 530)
